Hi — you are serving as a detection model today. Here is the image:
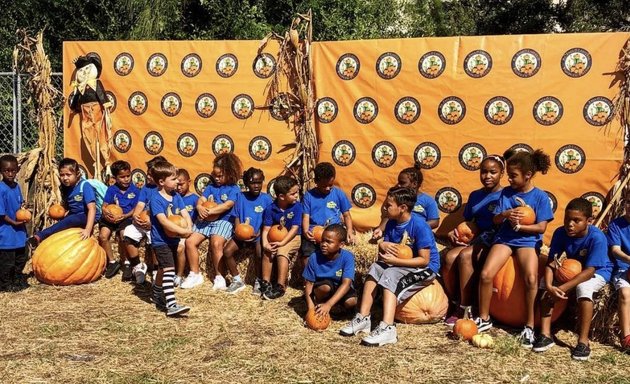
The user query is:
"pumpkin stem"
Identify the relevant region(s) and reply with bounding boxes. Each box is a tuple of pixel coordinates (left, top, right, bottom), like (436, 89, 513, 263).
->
(208, 195, 215, 203)
(400, 230, 409, 246)
(167, 204, 174, 217)
(244, 217, 251, 225)
(515, 197, 527, 207)
(553, 252, 567, 269)
(463, 306, 472, 320)
(279, 216, 286, 228)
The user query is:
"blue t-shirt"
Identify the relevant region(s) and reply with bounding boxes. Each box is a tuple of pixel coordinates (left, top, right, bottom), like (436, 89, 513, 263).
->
(150, 191, 186, 247)
(413, 192, 440, 221)
(0, 182, 27, 249)
(263, 201, 303, 235)
(202, 183, 240, 221)
(493, 187, 554, 248)
(383, 215, 440, 273)
(181, 193, 200, 222)
(302, 187, 352, 230)
(463, 188, 502, 232)
(64, 180, 99, 220)
(303, 248, 355, 285)
(104, 183, 140, 214)
(235, 192, 273, 240)
(138, 183, 157, 205)
(607, 216, 630, 272)
(548, 225, 613, 282)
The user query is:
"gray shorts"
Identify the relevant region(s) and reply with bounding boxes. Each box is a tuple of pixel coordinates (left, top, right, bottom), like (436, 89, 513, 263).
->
(367, 261, 436, 303)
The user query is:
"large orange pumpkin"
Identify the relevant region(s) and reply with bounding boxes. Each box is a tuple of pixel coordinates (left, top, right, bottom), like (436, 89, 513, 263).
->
(165, 205, 187, 238)
(234, 217, 255, 241)
(48, 203, 66, 220)
(32, 228, 106, 285)
(554, 257, 583, 283)
(103, 203, 123, 222)
(304, 308, 331, 331)
(514, 197, 536, 225)
(312, 226, 325, 244)
(395, 280, 449, 324)
(397, 230, 414, 259)
(455, 221, 478, 244)
(16, 205, 32, 222)
(268, 218, 288, 243)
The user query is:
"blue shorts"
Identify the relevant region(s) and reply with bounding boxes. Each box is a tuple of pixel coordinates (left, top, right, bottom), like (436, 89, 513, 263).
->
(193, 219, 233, 240)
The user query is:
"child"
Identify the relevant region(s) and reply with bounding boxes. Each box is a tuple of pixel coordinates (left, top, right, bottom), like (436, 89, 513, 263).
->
(303, 224, 357, 316)
(533, 198, 613, 360)
(175, 168, 199, 286)
(99, 160, 139, 278)
(476, 149, 553, 348)
(148, 161, 192, 316)
(340, 187, 440, 346)
(0, 155, 28, 290)
(28, 158, 99, 247)
(182, 153, 242, 290)
(444, 155, 504, 326)
(261, 175, 302, 299)
(223, 167, 272, 294)
(301, 162, 354, 268)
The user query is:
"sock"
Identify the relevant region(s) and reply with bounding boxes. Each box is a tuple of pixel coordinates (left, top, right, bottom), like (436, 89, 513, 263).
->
(109, 260, 117, 264)
(233, 275, 242, 283)
(152, 284, 163, 299)
(163, 271, 176, 307)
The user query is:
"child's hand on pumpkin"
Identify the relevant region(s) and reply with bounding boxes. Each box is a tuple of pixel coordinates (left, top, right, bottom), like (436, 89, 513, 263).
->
(315, 303, 331, 317)
(371, 228, 383, 241)
(304, 230, 315, 242)
(80, 228, 91, 240)
(447, 230, 459, 245)
(507, 209, 524, 226)
(379, 241, 399, 256)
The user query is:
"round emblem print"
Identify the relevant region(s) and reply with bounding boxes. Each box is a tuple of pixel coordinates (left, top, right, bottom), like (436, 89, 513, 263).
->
(177, 133, 198, 157)
(253, 53, 276, 78)
(419, 51, 446, 79)
(395, 97, 421, 124)
(436, 187, 463, 213)
(414, 142, 441, 169)
(216, 54, 238, 78)
(232, 94, 254, 119)
(131, 169, 147, 189)
(316, 97, 338, 123)
(144, 131, 164, 155)
(533, 96, 563, 125)
(354, 97, 378, 124)
(561, 48, 592, 77)
(128, 91, 148, 115)
(438, 97, 466, 124)
(509, 143, 534, 154)
(485, 96, 514, 125)
(512, 49, 541, 78)
(376, 52, 401, 79)
(352, 184, 376, 209)
(195, 93, 217, 118)
(267, 178, 277, 199)
(147, 53, 168, 77)
(194, 173, 212, 195)
(331, 140, 356, 167)
(583, 96, 613, 126)
(581, 192, 606, 218)
(555, 145, 586, 174)
(545, 190, 558, 213)
(212, 134, 234, 156)
(114, 53, 134, 76)
(372, 141, 397, 168)
(336, 54, 360, 80)
(464, 50, 492, 78)
(237, 178, 247, 192)
(249, 136, 272, 161)
(105, 91, 117, 113)
(113, 130, 132, 153)
(270, 93, 298, 121)
(181, 53, 202, 77)
(78, 165, 89, 180)
(459, 143, 487, 171)
(161, 92, 182, 117)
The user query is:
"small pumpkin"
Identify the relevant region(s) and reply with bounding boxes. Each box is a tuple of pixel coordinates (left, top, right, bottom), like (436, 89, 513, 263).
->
(395, 280, 449, 324)
(304, 308, 331, 331)
(397, 231, 414, 259)
(16, 204, 32, 222)
(165, 204, 187, 238)
(514, 197, 536, 225)
(103, 199, 124, 222)
(453, 307, 478, 341)
(138, 209, 150, 222)
(312, 225, 325, 244)
(553, 253, 583, 283)
(455, 221, 478, 244)
(471, 333, 494, 348)
(48, 203, 66, 220)
(202, 196, 219, 221)
(268, 217, 288, 243)
(235, 217, 255, 241)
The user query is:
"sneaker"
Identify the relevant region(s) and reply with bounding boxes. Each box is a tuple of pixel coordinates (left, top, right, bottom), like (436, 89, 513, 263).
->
(474, 316, 493, 332)
(571, 342, 591, 361)
(226, 280, 246, 294)
(340, 313, 371, 336)
(180, 272, 204, 289)
(212, 275, 227, 291)
(132, 262, 147, 284)
(174, 275, 183, 287)
(27, 236, 39, 251)
(152, 293, 167, 312)
(262, 284, 285, 300)
(519, 326, 535, 349)
(151, 270, 157, 282)
(533, 334, 555, 352)
(104, 261, 121, 279)
(252, 278, 262, 296)
(121, 262, 133, 282)
(260, 280, 272, 298)
(166, 303, 191, 317)
(445, 306, 467, 328)
(360, 321, 397, 347)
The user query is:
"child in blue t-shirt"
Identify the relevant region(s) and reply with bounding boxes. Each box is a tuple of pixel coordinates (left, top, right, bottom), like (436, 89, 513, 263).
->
(174, 168, 199, 286)
(304, 224, 357, 316)
(261, 176, 302, 300)
(223, 167, 272, 295)
(99, 160, 140, 279)
(341, 187, 439, 347)
(533, 198, 613, 360)
(476, 149, 553, 347)
(0, 155, 28, 290)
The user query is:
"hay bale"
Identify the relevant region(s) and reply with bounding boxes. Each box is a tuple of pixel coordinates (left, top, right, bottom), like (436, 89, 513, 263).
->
(591, 284, 620, 345)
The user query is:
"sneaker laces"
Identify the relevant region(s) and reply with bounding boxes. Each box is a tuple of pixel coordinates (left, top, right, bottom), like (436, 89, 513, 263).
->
(519, 327, 534, 341)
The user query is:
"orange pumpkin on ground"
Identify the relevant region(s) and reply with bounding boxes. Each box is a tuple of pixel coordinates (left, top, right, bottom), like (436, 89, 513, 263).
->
(16, 205, 32, 222)
(234, 217, 255, 241)
(48, 203, 66, 220)
(397, 231, 414, 259)
(312, 226, 325, 244)
(268, 218, 288, 243)
(395, 280, 449, 324)
(103, 203, 124, 222)
(455, 221, 478, 244)
(553, 254, 583, 283)
(304, 308, 331, 331)
(164, 205, 187, 238)
(32, 228, 106, 285)
(452, 307, 478, 341)
(514, 197, 536, 225)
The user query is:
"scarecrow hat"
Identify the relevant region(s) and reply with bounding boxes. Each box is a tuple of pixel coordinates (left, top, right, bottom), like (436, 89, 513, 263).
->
(74, 53, 102, 78)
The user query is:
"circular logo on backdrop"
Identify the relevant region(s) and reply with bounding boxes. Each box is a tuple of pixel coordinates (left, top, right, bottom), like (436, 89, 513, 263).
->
(253, 53, 276, 78)
(195, 93, 217, 118)
(105, 91, 117, 112)
(372, 141, 397, 168)
(555, 145, 586, 174)
(485, 96, 514, 125)
(270, 93, 297, 121)
(509, 143, 534, 154)
(237, 178, 246, 192)
(181, 53, 202, 77)
(512, 49, 541, 78)
(113, 130, 132, 153)
(194, 173, 212, 195)
(177, 133, 198, 157)
(128, 91, 148, 115)
(533, 96, 563, 125)
(436, 187, 463, 213)
(212, 134, 234, 156)
(545, 190, 558, 213)
(583, 96, 613, 126)
(249, 136, 272, 161)
(459, 143, 487, 171)
(376, 52, 401, 79)
(267, 178, 277, 199)
(216, 54, 238, 78)
(561, 48, 592, 77)
(232, 94, 254, 119)
(464, 50, 492, 78)
(354, 97, 378, 124)
(394, 97, 421, 124)
(114, 53, 134, 76)
(131, 169, 146, 189)
(418, 51, 446, 79)
(352, 184, 376, 208)
(331, 140, 356, 167)
(581, 192, 606, 218)
(161, 92, 182, 117)
(147, 53, 168, 77)
(78, 165, 88, 180)
(438, 97, 466, 124)
(415, 142, 441, 169)
(316, 97, 338, 123)
(144, 131, 164, 155)
(336, 54, 360, 80)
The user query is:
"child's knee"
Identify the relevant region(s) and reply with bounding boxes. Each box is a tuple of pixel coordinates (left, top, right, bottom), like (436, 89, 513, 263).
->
(98, 232, 110, 243)
(524, 273, 538, 288)
(344, 296, 358, 309)
(479, 269, 493, 283)
(619, 288, 630, 304)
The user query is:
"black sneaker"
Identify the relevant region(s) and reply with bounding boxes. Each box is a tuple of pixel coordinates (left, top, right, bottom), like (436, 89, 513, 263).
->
(533, 335, 555, 352)
(27, 236, 39, 251)
(259, 280, 272, 298)
(121, 263, 133, 282)
(572, 342, 591, 361)
(474, 316, 493, 332)
(105, 261, 121, 278)
(262, 284, 285, 300)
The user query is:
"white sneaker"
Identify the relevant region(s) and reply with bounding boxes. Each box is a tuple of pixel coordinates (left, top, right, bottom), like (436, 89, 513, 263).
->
(212, 275, 227, 291)
(339, 313, 371, 336)
(151, 270, 157, 282)
(132, 263, 148, 284)
(360, 321, 397, 347)
(174, 275, 183, 287)
(226, 280, 246, 294)
(180, 272, 204, 289)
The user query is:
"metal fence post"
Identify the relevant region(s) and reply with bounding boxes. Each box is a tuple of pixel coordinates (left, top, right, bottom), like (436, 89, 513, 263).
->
(17, 73, 22, 153)
(12, 72, 18, 153)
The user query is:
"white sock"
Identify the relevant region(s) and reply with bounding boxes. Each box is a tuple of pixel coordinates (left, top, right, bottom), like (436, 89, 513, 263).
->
(233, 275, 242, 283)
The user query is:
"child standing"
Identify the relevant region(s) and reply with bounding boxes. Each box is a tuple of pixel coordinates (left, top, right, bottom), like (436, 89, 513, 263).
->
(341, 187, 440, 346)
(261, 176, 302, 300)
(476, 149, 553, 348)
(175, 168, 198, 286)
